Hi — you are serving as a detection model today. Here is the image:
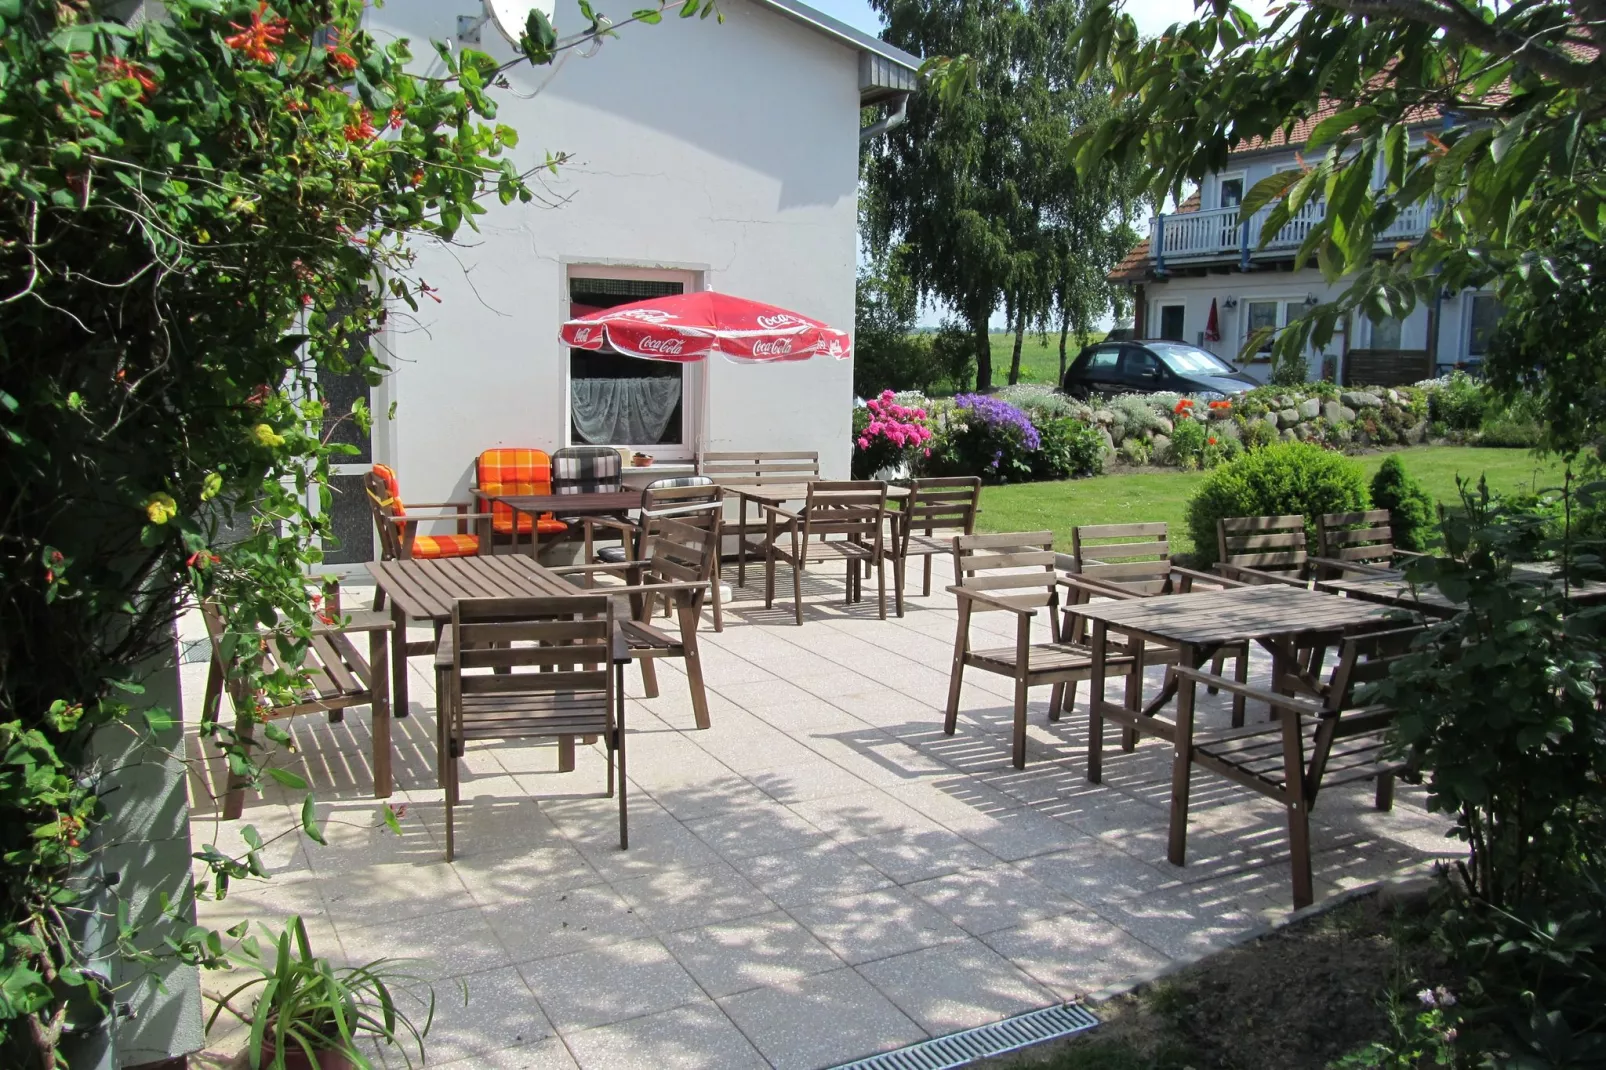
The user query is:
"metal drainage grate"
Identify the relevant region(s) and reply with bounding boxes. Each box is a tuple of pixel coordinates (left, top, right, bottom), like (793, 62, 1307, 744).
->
(830, 1002, 1100, 1070)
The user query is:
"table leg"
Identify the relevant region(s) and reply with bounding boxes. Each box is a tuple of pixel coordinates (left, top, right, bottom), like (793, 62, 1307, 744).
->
(1167, 642, 1199, 866)
(1087, 621, 1107, 783)
(370, 628, 392, 800)
(558, 735, 576, 772)
(737, 496, 749, 587)
(390, 601, 409, 722)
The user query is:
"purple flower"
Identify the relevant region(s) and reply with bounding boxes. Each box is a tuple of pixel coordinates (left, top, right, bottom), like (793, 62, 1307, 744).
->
(954, 394, 1041, 451)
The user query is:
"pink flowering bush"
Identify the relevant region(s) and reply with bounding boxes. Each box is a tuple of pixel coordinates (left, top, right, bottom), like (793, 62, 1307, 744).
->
(852, 391, 934, 478)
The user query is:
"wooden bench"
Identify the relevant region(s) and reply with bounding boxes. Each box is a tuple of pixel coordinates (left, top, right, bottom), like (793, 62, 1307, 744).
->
(1216, 513, 1313, 587)
(1315, 508, 1427, 579)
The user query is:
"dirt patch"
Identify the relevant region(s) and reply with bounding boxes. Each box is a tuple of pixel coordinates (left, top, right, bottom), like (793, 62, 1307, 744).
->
(997, 888, 1458, 1070)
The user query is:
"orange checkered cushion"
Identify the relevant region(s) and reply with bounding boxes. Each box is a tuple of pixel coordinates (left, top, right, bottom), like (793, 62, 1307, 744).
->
(411, 533, 481, 559)
(369, 463, 411, 540)
(476, 449, 567, 537)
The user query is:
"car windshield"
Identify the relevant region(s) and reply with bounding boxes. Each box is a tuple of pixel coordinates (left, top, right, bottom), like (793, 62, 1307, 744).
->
(1148, 343, 1234, 375)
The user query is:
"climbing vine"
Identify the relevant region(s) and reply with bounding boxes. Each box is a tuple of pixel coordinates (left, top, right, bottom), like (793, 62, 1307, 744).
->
(0, 0, 713, 1063)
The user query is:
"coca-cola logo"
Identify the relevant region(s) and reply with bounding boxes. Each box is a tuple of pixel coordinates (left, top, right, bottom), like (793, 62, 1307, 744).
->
(756, 313, 802, 329)
(751, 338, 793, 357)
(638, 335, 686, 355)
(573, 327, 593, 343)
(825, 339, 844, 357)
(613, 309, 675, 323)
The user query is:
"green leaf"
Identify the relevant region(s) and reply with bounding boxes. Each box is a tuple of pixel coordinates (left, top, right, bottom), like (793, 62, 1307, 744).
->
(633, 7, 664, 23)
(141, 707, 176, 734)
(300, 794, 326, 845)
(1240, 168, 1301, 217)
(381, 804, 403, 836)
(1305, 106, 1376, 152)
(264, 768, 307, 790)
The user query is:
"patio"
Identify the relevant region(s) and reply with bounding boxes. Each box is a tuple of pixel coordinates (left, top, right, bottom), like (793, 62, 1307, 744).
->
(183, 555, 1454, 1070)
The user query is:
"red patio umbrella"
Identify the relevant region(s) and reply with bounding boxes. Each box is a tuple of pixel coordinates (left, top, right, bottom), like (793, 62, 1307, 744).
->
(1204, 298, 1222, 343)
(560, 291, 852, 364)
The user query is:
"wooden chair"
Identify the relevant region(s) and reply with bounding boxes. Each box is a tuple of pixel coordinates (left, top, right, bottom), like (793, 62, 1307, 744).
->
(1314, 509, 1427, 579)
(580, 476, 727, 631)
(471, 448, 570, 548)
(885, 476, 981, 617)
(763, 481, 889, 625)
(1215, 514, 1313, 587)
(1168, 625, 1425, 908)
(434, 595, 626, 860)
(365, 464, 490, 569)
(698, 451, 820, 586)
(945, 532, 1138, 769)
(1061, 523, 1252, 727)
(551, 445, 625, 494)
(556, 514, 719, 729)
(200, 593, 393, 819)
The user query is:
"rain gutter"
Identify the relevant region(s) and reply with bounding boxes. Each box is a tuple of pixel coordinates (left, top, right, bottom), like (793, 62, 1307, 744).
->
(860, 91, 910, 143)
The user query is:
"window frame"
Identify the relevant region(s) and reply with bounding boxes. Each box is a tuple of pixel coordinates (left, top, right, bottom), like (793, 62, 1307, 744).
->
(1155, 302, 1187, 342)
(1216, 171, 1246, 209)
(1465, 292, 1499, 359)
(563, 263, 704, 460)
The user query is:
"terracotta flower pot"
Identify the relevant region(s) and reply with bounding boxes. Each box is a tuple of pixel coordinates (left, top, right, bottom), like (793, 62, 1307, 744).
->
(257, 1042, 357, 1070)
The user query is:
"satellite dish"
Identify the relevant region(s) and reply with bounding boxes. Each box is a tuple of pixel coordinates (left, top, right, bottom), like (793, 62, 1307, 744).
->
(484, 0, 557, 45)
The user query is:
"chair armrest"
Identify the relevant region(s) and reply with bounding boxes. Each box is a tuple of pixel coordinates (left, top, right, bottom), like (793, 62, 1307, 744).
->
(385, 510, 493, 523)
(313, 611, 393, 635)
(763, 504, 801, 524)
(1168, 565, 1245, 590)
(1217, 563, 1311, 588)
(1170, 663, 1325, 715)
(1307, 555, 1401, 579)
(584, 516, 641, 535)
(407, 501, 474, 510)
(550, 561, 647, 577)
(1058, 575, 1142, 602)
(585, 580, 709, 598)
(946, 586, 1037, 616)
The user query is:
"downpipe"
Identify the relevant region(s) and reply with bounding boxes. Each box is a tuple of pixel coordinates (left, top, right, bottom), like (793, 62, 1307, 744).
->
(859, 91, 910, 143)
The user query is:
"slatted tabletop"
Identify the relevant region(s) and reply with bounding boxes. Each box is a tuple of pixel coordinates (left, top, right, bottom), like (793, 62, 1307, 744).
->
(1319, 572, 1606, 617)
(716, 482, 911, 505)
(1074, 583, 1399, 646)
(369, 556, 584, 622)
(492, 490, 644, 515)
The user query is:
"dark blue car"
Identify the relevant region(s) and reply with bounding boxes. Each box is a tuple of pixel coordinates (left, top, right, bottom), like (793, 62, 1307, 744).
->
(1062, 339, 1259, 400)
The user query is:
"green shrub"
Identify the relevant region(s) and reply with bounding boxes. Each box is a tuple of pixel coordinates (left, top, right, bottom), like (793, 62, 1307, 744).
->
(1369, 456, 1436, 551)
(996, 383, 1079, 422)
(1185, 443, 1370, 564)
(1166, 417, 1207, 469)
(1476, 391, 1544, 448)
(1200, 430, 1243, 469)
(922, 394, 1040, 484)
(1240, 418, 1279, 452)
(1428, 371, 1487, 432)
(1032, 418, 1106, 479)
(1117, 437, 1152, 466)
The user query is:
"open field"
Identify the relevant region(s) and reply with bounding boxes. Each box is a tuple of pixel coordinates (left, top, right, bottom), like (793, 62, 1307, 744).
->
(975, 445, 1566, 556)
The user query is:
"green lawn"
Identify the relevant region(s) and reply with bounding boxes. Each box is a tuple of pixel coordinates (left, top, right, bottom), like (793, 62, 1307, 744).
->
(976, 446, 1565, 556)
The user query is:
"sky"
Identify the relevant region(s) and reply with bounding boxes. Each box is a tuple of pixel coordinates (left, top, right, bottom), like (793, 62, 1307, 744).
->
(835, 0, 1207, 329)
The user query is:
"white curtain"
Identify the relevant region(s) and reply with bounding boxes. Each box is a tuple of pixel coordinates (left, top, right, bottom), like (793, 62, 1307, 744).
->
(571, 377, 682, 445)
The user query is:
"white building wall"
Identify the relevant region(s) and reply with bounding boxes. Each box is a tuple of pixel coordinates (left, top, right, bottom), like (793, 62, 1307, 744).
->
(365, 0, 860, 509)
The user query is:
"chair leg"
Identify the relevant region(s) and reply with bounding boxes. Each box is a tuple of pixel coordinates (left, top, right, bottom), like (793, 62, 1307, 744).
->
(922, 554, 933, 597)
(616, 669, 629, 850)
(876, 557, 887, 620)
(792, 558, 804, 626)
(1231, 644, 1249, 728)
(638, 656, 659, 699)
(893, 553, 906, 618)
(372, 587, 387, 612)
(1207, 650, 1225, 694)
(1166, 645, 1200, 866)
(679, 602, 712, 730)
(1061, 680, 1079, 714)
(1011, 675, 1029, 770)
(1374, 773, 1395, 812)
(222, 708, 253, 821)
(765, 546, 777, 608)
(945, 610, 969, 735)
(1048, 683, 1064, 723)
(444, 745, 458, 862)
(710, 565, 725, 633)
(1288, 799, 1314, 908)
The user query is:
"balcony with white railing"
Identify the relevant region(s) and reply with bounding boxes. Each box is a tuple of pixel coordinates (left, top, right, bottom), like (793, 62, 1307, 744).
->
(1149, 198, 1430, 270)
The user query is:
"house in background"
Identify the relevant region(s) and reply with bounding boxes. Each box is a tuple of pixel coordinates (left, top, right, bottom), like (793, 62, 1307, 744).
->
(310, 0, 918, 572)
(1108, 113, 1499, 387)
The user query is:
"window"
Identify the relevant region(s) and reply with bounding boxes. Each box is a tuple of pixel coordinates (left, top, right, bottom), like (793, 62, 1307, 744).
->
(1084, 345, 1120, 370)
(568, 275, 689, 449)
(1245, 300, 1279, 350)
(1370, 316, 1403, 350)
(1218, 176, 1244, 208)
(1119, 346, 1164, 383)
(1467, 294, 1500, 357)
(1158, 304, 1186, 341)
(1148, 342, 1233, 375)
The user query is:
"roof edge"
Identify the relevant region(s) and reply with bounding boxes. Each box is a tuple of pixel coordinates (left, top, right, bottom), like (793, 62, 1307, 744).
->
(748, 0, 922, 73)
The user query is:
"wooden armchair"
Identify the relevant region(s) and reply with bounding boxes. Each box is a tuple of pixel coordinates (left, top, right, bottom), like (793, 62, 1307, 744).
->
(1061, 522, 1252, 727)
(1314, 509, 1427, 579)
(471, 448, 570, 548)
(580, 476, 726, 631)
(1215, 514, 1313, 587)
(763, 481, 889, 625)
(1167, 625, 1424, 908)
(698, 450, 820, 586)
(365, 463, 490, 566)
(200, 592, 393, 819)
(553, 513, 719, 729)
(434, 595, 626, 860)
(885, 476, 981, 616)
(945, 532, 1138, 769)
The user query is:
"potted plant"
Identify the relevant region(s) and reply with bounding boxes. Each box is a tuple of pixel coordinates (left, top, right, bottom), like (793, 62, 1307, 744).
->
(208, 916, 435, 1070)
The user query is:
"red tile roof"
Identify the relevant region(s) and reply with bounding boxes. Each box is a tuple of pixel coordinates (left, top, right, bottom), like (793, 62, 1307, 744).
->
(1109, 191, 1198, 283)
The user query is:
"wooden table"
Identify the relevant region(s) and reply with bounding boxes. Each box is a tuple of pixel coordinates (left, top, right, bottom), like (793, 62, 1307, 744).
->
(1319, 572, 1606, 617)
(716, 481, 911, 586)
(490, 490, 644, 558)
(368, 555, 629, 770)
(1073, 583, 1405, 864)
